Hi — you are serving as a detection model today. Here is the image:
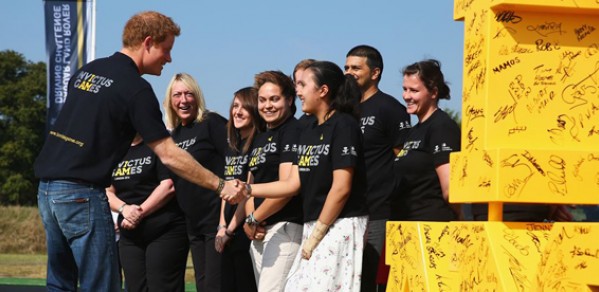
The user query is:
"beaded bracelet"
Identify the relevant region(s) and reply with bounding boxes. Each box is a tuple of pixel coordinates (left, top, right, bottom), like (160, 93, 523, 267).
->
(215, 178, 225, 194)
(117, 203, 127, 214)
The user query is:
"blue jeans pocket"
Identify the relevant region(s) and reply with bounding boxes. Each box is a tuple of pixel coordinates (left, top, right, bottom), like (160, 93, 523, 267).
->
(52, 197, 90, 238)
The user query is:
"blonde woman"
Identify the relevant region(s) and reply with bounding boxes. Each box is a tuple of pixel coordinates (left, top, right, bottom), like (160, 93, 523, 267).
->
(164, 73, 228, 291)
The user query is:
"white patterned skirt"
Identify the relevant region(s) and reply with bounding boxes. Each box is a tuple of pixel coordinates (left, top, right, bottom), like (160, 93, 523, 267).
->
(284, 216, 368, 292)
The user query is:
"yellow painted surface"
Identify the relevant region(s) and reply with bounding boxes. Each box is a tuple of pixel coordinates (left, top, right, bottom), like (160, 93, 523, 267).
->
(485, 10, 599, 150)
(449, 222, 499, 291)
(451, 0, 599, 205)
(538, 223, 599, 289)
(385, 222, 460, 291)
(386, 222, 426, 291)
(451, 148, 599, 204)
(457, 2, 599, 147)
(386, 221, 598, 291)
(386, 1, 599, 291)
(491, 0, 599, 14)
(485, 222, 551, 291)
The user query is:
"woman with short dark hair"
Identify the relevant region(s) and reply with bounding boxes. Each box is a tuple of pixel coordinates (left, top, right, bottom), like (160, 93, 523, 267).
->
(392, 59, 461, 221)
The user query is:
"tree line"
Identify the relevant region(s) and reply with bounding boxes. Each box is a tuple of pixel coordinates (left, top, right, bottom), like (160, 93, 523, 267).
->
(0, 50, 46, 205)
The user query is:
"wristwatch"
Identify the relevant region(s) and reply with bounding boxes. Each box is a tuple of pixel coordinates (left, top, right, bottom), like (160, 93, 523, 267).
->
(245, 212, 259, 226)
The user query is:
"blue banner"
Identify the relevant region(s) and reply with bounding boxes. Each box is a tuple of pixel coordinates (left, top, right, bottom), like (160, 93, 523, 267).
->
(44, 0, 95, 128)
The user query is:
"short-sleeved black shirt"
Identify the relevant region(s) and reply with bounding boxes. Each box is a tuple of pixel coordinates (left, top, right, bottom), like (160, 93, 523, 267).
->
(297, 113, 316, 129)
(297, 113, 368, 222)
(223, 138, 250, 182)
(110, 142, 184, 241)
(171, 112, 227, 235)
(360, 91, 411, 220)
(223, 137, 252, 250)
(34, 52, 169, 187)
(392, 109, 460, 221)
(248, 117, 303, 225)
(223, 137, 249, 223)
(390, 109, 460, 221)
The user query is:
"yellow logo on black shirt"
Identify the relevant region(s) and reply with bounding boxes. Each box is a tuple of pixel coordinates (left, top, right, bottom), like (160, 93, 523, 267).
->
(72, 71, 113, 94)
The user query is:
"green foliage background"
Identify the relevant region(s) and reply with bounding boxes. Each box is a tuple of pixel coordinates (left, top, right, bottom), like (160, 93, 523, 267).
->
(0, 50, 46, 205)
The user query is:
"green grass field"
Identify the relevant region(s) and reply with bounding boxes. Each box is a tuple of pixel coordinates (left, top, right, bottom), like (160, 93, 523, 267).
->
(0, 206, 198, 290)
(0, 254, 46, 279)
(0, 253, 198, 291)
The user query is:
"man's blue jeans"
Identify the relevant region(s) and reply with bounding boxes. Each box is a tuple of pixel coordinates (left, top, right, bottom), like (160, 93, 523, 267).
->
(38, 180, 120, 292)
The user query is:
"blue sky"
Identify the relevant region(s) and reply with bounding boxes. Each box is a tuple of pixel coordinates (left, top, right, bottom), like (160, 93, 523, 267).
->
(1, 0, 464, 120)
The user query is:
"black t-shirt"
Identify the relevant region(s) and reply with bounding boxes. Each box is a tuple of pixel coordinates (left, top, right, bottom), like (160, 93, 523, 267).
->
(223, 137, 252, 250)
(223, 137, 249, 182)
(171, 112, 227, 235)
(360, 91, 411, 220)
(223, 137, 250, 221)
(392, 109, 460, 221)
(297, 113, 368, 222)
(34, 52, 169, 187)
(111, 142, 184, 241)
(248, 117, 303, 225)
(297, 113, 316, 129)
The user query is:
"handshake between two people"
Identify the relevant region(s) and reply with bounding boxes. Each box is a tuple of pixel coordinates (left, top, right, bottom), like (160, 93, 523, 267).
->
(219, 178, 251, 204)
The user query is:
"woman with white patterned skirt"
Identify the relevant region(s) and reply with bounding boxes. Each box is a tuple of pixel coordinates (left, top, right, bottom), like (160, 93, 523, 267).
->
(249, 61, 368, 291)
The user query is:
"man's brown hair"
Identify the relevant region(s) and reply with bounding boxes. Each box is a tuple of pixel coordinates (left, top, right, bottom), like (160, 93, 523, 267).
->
(122, 11, 181, 48)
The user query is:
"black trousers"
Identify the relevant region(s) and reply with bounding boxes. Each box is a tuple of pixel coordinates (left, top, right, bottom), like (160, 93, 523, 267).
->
(221, 240, 257, 292)
(119, 221, 188, 292)
(189, 233, 222, 291)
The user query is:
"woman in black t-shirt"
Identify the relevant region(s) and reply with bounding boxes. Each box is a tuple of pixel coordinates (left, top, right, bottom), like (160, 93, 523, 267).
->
(163, 73, 228, 291)
(215, 87, 262, 292)
(106, 134, 188, 292)
(249, 61, 369, 291)
(392, 59, 461, 221)
(241, 71, 304, 291)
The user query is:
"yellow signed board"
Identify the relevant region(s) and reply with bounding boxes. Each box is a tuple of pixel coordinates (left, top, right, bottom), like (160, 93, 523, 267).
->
(386, 221, 598, 291)
(451, 148, 599, 203)
(385, 222, 458, 291)
(386, 1, 599, 291)
(450, 0, 599, 204)
(538, 223, 599, 289)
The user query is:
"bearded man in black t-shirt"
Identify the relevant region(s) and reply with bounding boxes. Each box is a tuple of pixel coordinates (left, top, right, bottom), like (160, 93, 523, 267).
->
(345, 45, 411, 291)
(34, 11, 246, 292)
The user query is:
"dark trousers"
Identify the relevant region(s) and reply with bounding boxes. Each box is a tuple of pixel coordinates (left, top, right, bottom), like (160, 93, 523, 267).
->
(361, 219, 387, 292)
(189, 233, 222, 292)
(119, 222, 188, 292)
(221, 243, 257, 292)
